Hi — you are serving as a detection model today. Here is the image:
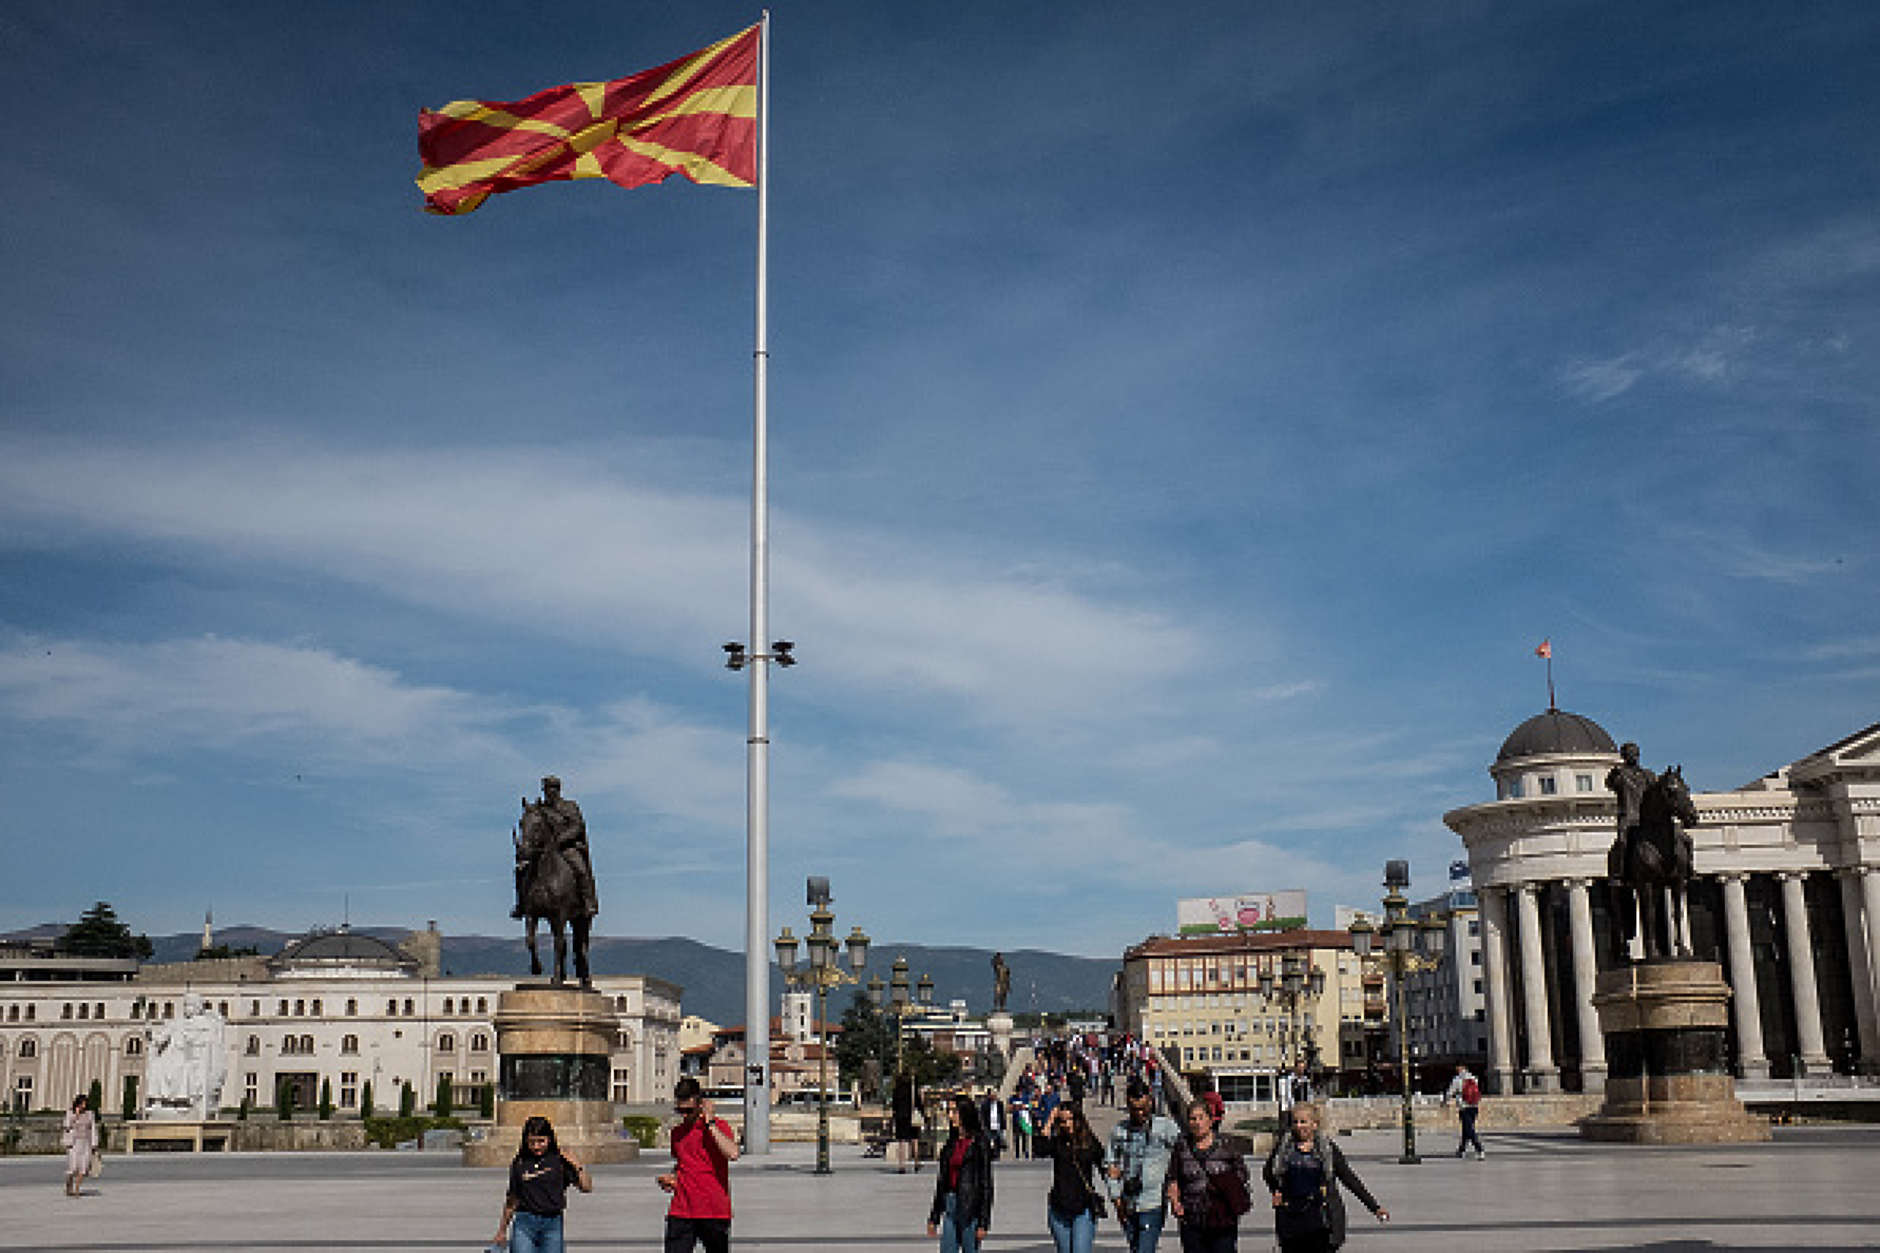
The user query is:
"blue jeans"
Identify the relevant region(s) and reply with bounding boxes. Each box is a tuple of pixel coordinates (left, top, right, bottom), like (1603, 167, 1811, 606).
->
(1122, 1202, 1168, 1252)
(508, 1211, 564, 1253)
(1047, 1205, 1096, 1253)
(940, 1191, 982, 1253)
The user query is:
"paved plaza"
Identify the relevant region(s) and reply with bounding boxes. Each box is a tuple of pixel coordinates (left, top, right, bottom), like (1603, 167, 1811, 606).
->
(7, 1123, 1880, 1251)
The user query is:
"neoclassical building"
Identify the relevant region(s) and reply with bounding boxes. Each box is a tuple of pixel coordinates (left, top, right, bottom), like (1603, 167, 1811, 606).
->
(1446, 711, 1880, 1095)
(0, 923, 681, 1117)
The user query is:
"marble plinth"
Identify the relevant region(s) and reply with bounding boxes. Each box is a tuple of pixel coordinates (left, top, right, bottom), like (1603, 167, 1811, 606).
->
(463, 985, 638, 1166)
(987, 1012, 1014, 1060)
(1580, 959, 1769, 1144)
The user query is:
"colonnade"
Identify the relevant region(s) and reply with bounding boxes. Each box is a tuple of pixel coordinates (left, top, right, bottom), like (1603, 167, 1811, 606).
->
(1478, 867, 1880, 1093)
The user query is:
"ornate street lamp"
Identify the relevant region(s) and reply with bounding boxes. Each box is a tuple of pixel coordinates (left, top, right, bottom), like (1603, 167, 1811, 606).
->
(775, 878, 868, 1175)
(1350, 860, 1447, 1164)
(1259, 948, 1327, 1094)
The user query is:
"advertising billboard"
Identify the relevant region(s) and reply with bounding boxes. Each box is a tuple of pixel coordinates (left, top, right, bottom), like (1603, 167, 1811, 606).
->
(1177, 890, 1308, 935)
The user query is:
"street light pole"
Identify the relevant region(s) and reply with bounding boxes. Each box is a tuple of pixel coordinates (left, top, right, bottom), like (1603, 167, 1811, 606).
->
(1350, 859, 1447, 1166)
(775, 878, 868, 1176)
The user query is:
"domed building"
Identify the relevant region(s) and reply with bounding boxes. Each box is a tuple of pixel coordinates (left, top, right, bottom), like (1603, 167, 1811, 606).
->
(1446, 712, 1880, 1096)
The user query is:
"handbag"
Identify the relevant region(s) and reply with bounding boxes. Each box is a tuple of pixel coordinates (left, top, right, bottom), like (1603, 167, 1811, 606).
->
(1204, 1161, 1253, 1229)
(89, 1153, 105, 1178)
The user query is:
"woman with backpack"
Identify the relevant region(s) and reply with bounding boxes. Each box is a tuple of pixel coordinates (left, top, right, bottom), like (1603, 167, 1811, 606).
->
(1260, 1102, 1388, 1253)
(1444, 1064, 1486, 1159)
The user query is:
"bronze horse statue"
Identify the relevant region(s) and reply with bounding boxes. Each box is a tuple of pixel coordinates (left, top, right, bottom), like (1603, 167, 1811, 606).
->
(516, 800, 593, 986)
(1611, 766, 1700, 960)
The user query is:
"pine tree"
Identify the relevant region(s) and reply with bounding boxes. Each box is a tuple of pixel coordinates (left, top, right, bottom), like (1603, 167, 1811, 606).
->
(277, 1078, 296, 1122)
(360, 1080, 375, 1119)
(319, 1078, 334, 1120)
(433, 1074, 453, 1119)
(122, 1075, 139, 1121)
(479, 1082, 495, 1119)
(60, 902, 153, 959)
(399, 1081, 415, 1119)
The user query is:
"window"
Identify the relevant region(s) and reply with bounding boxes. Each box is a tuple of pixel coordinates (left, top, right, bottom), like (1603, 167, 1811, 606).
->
(340, 1072, 358, 1107)
(1576, 774, 1594, 792)
(438, 1033, 456, 1053)
(247, 1035, 261, 1056)
(403, 999, 414, 1016)
(13, 1076, 32, 1113)
(311, 999, 322, 1017)
(1508, 779, 1523, 798)
(388, 999, 399, 1016)
(476, 998, 488, 1014)
(295, 1000, 305, 1017)
(282, 1035, 299, 1055)
(341, 1034, 360, 1055)
(301, 1035, 314, 1054)
(1539, 776, 1557, 795)
(346, 999, 357, 1017)
(125, 1036, 144, 1057)
(17, 1038, 37, 1059)
(444, 998, 454, 1015)
(613, 1068, 633, 1102)
(4, 1006, 13, 1022)
(278, 1000, 289, 1016)
(61, 1004, 73, 1020)
(470, 1033, 490, 1053)
(250, 1000, 261, 1017)
(245, 1073, 259, 1105)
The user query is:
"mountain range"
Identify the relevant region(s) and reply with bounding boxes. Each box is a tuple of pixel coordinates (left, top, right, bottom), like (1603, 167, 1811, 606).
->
(10, 924, 1120, 1026)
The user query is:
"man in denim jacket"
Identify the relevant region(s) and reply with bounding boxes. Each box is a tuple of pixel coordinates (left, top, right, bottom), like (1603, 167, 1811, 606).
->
(1107, 1080, 1182, 1252)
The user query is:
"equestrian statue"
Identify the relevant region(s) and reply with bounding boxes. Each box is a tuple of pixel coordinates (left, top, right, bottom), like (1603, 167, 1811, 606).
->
(1606, 742, 1700, 960)
(512, 774, 598, 986)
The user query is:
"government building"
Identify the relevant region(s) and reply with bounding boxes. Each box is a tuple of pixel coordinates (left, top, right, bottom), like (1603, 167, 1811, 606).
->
(1446, 711, 1880, 1095)
(0, 922, 681, 1118)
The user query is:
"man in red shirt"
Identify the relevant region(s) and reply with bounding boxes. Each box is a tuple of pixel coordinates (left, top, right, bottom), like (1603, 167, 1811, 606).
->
(657, 1077, 739, 1252)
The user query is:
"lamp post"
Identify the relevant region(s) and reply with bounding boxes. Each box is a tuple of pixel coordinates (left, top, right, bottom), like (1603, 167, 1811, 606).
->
(873, 958, 934, 1117)
(1258, 950, 1326, 1094)
(1349, 860, 1447, 1165)
(774, 877, 869, 1176)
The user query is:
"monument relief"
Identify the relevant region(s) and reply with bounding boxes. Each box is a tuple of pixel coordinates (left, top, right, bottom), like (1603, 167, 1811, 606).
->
(143, 992, 229, 1121)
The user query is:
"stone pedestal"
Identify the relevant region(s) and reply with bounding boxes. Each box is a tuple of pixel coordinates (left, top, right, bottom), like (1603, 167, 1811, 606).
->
(987, 1012, 1014, 1061)
(463, 986, 637, 1167)
(1580, 959, 1769, 1144)
(124, 1121, 232, 1153)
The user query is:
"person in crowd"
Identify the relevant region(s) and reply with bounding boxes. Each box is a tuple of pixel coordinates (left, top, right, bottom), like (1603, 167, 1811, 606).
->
(926, 1093, 995, 1253)
(61, 1093, 97, 1198)
(979, 1088, 1006, 1160)
(1260, 1102, 1388, 1253)
(657, 1076, 739, 1253)
(1166, 1095, 1252, 1253)
(1277, 1060, 1311, 1116)
(1108, 1079, 1182, 1253)
(892, 1069, 922, 1173)
(1039, 1100, 1108, 1253)
(492, 1115, 591, 1252)
(1444, 1063, 1486, 1159)
(1009, 1089, 1034, 1160)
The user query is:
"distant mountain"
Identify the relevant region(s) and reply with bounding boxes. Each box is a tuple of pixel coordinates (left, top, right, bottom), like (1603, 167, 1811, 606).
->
(11, 924, 1118, 1027)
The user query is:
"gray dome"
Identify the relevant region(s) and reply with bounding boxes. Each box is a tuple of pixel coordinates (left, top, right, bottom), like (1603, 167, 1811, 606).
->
(1496, 710, 1616, 762)
(269, 928, 418, 972)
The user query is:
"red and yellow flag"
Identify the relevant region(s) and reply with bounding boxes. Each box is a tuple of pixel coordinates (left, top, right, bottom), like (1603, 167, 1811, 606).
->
(417, 24, 758, 215)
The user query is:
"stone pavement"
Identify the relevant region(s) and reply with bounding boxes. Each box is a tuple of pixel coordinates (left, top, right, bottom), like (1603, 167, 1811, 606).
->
(6, 1124, 1880, 1251)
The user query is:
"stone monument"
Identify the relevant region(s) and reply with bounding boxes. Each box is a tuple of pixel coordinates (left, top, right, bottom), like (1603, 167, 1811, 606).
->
(468, 775, 634, 1166)
(986, 952, 1014, 1061)
(143, 992, 228, 1120)
(1581, 743, 1768, 1144)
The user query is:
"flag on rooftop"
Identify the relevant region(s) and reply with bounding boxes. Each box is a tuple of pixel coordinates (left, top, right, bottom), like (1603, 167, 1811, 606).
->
(416, 23, 759, 215)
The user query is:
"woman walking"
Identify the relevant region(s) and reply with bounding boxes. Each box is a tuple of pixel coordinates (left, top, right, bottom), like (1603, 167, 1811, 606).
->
(926, 1094, 994, 1253)
(491, 1115, 592, 1252)
(1260, 1102, 1388, 1253)
(61, 1094, 97, 1197)
(1166, 1097, 1251, 1253)
(1039, 1101, 1107, 1253)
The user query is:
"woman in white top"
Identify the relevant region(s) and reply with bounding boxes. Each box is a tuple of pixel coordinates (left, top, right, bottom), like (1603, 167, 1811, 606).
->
(62, 1093, 98, 1197)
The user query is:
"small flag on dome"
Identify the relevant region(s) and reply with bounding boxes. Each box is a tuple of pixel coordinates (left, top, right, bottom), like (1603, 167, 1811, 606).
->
(1535, 639, 1552, 659)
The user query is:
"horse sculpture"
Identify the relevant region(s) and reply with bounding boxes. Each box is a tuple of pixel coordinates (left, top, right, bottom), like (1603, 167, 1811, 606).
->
(516, 800, 593, 986)
(1613, 766, 1700, 960)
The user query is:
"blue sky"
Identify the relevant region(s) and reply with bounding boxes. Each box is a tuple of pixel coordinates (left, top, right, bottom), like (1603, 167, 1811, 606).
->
(2, 1, 1875, 958)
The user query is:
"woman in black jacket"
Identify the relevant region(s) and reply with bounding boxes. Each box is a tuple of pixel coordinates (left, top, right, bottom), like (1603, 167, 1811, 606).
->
(1260, 1102, 1388, 1252)
(1040, 1100, 1107, 1253)
(927, 1094, 994, 1253)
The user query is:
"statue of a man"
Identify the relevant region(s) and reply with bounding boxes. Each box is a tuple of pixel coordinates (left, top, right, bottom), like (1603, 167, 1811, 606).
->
(514, 774, 597, 919)
(991, 952, 1011, 1013)
(144, 993, 228, 1121)
(1606, 742, 1657, 880)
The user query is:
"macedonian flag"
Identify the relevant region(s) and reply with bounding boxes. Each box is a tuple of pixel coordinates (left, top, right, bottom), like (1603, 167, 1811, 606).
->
(417, 24, 758, 215)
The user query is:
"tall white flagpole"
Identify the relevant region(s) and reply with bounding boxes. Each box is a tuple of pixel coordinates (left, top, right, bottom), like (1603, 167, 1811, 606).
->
(743, 8, 774, 1154)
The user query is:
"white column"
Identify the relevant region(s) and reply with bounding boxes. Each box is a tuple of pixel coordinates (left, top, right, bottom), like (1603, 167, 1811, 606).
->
(1516, 882, 1559, 1091)
(1837, 869, 1880, 1070)
(1719, 873, 1769, 1080)
(1478, 886, 1517, 1095)
(1863, 870, 1880, 1072)
(1565, 879, 1606, 1090)
(1779, 872, 1833, 1074)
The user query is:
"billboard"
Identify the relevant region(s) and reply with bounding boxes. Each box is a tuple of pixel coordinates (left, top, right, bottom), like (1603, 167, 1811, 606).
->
(1177, 890, 1308, 936)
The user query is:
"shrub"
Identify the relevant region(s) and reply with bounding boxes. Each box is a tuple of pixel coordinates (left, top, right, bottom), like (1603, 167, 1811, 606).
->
(622, 1115, 661, 1148)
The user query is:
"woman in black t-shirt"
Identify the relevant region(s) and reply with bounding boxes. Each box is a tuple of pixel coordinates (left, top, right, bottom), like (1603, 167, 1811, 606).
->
(493, 1116, 592, 1253)
(1039, 1101, 1107, 1253)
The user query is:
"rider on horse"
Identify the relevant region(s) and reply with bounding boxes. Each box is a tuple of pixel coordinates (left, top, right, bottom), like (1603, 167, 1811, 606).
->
(513, 775, 598, 920)
(1605, 742, 1655, 881)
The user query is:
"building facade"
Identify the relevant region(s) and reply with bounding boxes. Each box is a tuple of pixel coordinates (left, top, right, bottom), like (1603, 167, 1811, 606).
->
(1117, 930, 1370, 1103)
(1447, 712, 1880, 1094)
(0, 924, 682, 1116)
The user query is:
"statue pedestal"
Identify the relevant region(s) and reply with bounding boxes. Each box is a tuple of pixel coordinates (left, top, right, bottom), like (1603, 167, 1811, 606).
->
(1580, 959, 1769, 1144)
(986, 1012, 1014, 1061)
(124, 1120, 231, 1153)
(463, 986, 638, 1166)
